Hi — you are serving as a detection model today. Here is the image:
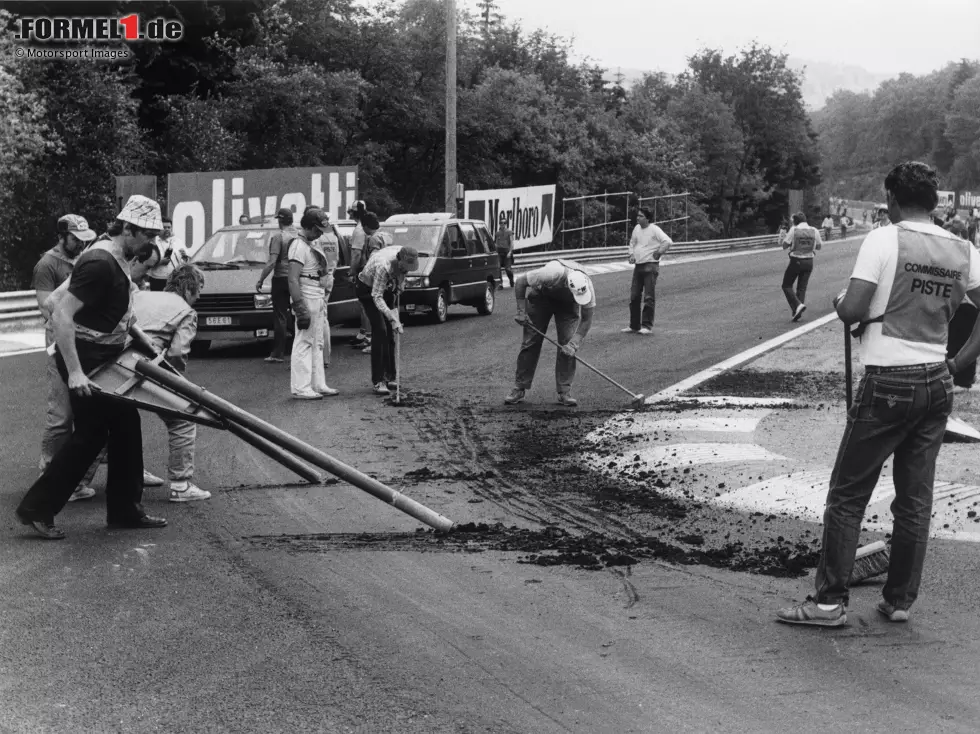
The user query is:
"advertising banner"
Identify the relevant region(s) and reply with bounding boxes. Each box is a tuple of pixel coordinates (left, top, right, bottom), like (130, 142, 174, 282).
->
(168, 166, 357, 249)
(464, 184, 556, 250)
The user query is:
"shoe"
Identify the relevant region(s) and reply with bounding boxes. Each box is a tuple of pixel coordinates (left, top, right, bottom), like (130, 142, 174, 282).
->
(556, 393, 578, 407)
(953, 384, 974, 394)
(143, 470, 164, 487)
(504, 388, 526, 405)
(620, 327, 638, 333)
(351, 337, 371, 348)
(107, 514, 168, 529)
(386, 381, 399, 390)
(638, 327, 653, 335)
(373, 382, 390, 395)
(877, 600, 910, 623)
(775, 597, 846, 627)
(264, 356, 284, 363)
(169, 481, 211, 502)
(16, 509, 65, 540)
(793, 304, 807, 322)
(67, 486, 96, 502)
(348, 333, 367, 345)
(317, 386, 340, 397)
(292, 391, 324, 400)
(362, 346, 372, 354)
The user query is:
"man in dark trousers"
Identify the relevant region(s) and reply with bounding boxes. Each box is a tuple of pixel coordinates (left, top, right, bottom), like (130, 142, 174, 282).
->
(780, 212, 823, 321)
(256, 207, 297, 363)
(505, 259, 595, 407)
(776, 162, 980, 626)
(16, 195, 167, 539)
(495, 214, 515, 288)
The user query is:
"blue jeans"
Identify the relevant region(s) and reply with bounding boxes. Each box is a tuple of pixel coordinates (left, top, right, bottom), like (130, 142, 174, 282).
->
(781, 257, 812, 312)
(515, 296, 579, 394)
(815, 363, 953, 608)
(629, 262, 658, 330)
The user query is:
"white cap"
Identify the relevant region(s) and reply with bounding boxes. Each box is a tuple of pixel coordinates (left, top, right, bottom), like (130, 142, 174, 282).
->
(566, 269, 593, 305)
(117, 195, 163, 231)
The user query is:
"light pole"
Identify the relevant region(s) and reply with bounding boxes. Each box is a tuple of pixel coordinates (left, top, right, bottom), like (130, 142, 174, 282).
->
(445, 0, 457, 214)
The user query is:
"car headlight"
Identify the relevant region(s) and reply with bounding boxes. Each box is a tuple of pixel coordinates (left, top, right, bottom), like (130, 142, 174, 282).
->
(405, 276, 428, 288)
(254, 293, 273, 309)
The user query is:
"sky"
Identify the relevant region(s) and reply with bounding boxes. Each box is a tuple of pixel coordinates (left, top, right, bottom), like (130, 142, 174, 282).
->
(483, 0, 980, 77)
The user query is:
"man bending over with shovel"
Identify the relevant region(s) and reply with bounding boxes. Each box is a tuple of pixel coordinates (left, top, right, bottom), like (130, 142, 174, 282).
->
(505, 259, 595, 407)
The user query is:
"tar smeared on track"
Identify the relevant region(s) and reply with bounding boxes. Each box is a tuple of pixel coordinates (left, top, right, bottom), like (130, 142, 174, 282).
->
(248, 387, 827, 578)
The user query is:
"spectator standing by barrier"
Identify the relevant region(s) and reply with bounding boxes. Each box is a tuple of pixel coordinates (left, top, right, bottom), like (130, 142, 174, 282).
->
(821, 213, 834, 241)
(346, 200, 372, 349)
(781, 212, 823, 322)
(506, 259, 596, 407)
(621, 207, 672, 335)
(16, 195, 168, 539)
(34, 214, 99, 503)
(495, 215, 515, 288)
(147, 216, 189, 292)
(777, 161, 980, 627)
(287, 209, 333, 400)
(356, 246, 418, 395)
(256, 208, 297, 364)
(132, 264, 212, 501)
(840, 212, 850, 238)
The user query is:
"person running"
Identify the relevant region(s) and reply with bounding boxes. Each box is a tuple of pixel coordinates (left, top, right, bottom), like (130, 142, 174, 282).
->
(776, 161, 980, 627)
(287, 209, 334, 399)
(622, 207, 672, 335)
(356, 246, 419, 395)
(505, 259, 596, 407)
(256, 207, 297, 363)
(781, 212, 823, 321)
(494, 214, 515, 288)
(16, 195, 168, 539)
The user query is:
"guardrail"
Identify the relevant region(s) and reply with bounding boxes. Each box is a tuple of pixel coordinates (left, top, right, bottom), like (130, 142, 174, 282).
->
(0, 232, 795, 332)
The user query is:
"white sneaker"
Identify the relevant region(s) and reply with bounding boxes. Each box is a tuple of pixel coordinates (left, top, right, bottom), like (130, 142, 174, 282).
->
(169, 481, 211, 502)
(68, 486, 96, 502)
(373, 382, 390, 395)
(317, 386, 340, 396)
(143, 470, 164, 487)
(638, 327, 653, 335)
(620, 327, 638, 333)
(292, 391, 323, 400)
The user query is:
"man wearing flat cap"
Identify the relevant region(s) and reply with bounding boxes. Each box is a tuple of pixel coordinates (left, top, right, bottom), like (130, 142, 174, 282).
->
(256, 207, 298, 363)
(17, 195, 167, 539)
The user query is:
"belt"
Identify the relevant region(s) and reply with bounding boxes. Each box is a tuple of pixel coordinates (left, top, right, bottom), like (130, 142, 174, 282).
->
(865, 362, 945, 374)
(300, 274, 321, 281)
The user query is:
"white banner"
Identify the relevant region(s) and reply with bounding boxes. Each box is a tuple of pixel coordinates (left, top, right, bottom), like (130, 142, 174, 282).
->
(464, 184, 556, 250)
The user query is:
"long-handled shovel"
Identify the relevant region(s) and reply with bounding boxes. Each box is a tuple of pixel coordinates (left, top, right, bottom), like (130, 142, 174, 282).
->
(517, 318, 646, 408)
(844, 323, 853, 408)
(393, 293, 401, 405)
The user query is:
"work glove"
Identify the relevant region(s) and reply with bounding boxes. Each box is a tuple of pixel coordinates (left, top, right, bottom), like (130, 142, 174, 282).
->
(561, 339, 581, 357)
(514, 312, 527, 327)
(833, 287, 848, 309)
(294, 301, 311, 331)
(389, 314, 404, 334)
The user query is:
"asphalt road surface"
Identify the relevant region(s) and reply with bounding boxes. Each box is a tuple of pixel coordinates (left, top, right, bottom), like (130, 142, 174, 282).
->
(2, 241, 978, 733)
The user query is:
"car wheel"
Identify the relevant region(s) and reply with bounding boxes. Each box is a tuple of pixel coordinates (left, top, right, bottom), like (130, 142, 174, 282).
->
(476, 279, 495, 315)
(432, 287, 450, 323)
(190, 339, 211, 356)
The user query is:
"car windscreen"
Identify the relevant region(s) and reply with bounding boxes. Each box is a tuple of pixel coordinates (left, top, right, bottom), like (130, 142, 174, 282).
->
(378, 225, 442, 257)
(190, 228, 271, 269)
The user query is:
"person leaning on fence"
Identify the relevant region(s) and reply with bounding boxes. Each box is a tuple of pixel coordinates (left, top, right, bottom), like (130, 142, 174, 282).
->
(287, 209, 335, 399)
(621, 207, 672, 335)
(356, 246, 419, 395)
(256, 207, 297, 364)
(781, 212, 823, 322)
(505, 259, 596, 407)
(495, 214, 515, 288)
(776, 161, 980, 628)
(16, 195, 168, 540)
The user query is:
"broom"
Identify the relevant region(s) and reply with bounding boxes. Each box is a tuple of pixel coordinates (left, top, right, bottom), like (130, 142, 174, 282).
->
(843, 323, 891, 584)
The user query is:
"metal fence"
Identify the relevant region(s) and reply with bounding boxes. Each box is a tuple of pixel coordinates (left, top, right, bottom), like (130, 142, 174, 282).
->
(0, 232, 788, 333)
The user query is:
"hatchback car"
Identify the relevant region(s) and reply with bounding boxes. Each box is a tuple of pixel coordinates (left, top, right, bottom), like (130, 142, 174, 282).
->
(379, 213, 500, 323)
(189, 218, 359, 353)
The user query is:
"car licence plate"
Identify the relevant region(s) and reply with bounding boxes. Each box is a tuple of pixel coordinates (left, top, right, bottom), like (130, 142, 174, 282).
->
(205, 316, 232, 326)
(405, 304, 416, 311)
(255, 329, 269, 337)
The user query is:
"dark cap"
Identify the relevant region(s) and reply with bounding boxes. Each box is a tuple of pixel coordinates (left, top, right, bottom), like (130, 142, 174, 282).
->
(347, 199, 366, 215)
(300, 208, 331, 233)
(275, 207, 294, 223)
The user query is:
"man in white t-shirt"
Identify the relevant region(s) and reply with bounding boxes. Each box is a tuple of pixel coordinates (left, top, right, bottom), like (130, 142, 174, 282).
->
(778, 162, 980, 628)
(287, 209, 336, 399)
(821, 214, 834, 241)
(622, 207, 672, 335)
(147, 216, 189, 291)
